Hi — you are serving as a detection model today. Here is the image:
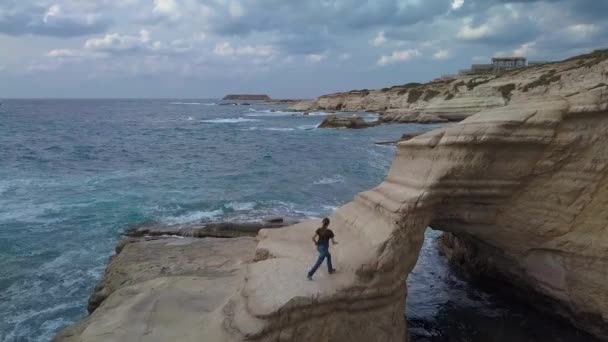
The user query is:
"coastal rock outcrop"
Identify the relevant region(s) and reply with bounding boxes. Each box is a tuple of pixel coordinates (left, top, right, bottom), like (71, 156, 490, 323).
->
(318, 114, 378, 129)
(57, 49, 608, 342)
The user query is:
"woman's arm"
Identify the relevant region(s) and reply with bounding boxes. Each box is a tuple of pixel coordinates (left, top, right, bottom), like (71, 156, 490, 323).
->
(331, 238, 338, 245)
(312, 234, 318, 245)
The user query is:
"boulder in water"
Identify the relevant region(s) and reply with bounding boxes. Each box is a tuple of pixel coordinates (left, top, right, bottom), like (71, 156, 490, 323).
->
(318, 114, 378, 129)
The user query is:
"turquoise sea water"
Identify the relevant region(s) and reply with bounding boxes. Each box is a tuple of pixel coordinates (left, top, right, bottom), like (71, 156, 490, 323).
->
(0, 99, 598, 342)
(0, 99, 437, 341)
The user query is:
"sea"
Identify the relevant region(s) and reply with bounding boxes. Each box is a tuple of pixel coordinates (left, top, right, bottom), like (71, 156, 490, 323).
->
(0, 99, 597, 341)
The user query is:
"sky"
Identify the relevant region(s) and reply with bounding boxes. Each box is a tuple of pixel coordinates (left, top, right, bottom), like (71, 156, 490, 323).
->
(0, 0, 607, 98)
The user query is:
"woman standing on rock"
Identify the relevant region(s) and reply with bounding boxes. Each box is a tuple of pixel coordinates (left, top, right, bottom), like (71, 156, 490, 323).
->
(307, 217, 338, 280)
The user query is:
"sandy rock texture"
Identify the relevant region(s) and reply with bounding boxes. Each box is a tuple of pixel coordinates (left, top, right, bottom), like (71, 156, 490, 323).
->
(54, 236, 257, 342)
(291, 50, 608, 124)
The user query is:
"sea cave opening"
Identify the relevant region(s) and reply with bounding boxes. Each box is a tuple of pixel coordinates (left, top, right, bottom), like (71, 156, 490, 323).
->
(404, 227, 599, 342)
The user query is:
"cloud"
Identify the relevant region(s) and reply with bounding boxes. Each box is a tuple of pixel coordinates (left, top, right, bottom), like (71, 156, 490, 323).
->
(306, 54, 326, 63)
(369, 31, 387, 47)
(46, 29, 192, 61)
(513, 41, 536, 56)
(213, 42, 276, 58)
(0, 2, 110, 37)
(452, 0, 465, 10)
(457, 18, 492, 40)
(377, 49, 422, 66)
(433, 49, 451, 60)
(153, 0, 181, 20)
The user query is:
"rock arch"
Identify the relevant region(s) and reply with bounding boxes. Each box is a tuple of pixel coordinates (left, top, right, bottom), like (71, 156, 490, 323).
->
(227, 95, 608, 341)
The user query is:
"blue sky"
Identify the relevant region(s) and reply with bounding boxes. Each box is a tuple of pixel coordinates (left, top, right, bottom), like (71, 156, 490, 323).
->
(0, 0, 606, 98)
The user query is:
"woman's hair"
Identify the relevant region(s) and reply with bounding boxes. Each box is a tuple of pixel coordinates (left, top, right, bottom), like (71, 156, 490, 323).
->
(322, 217, 330, 226)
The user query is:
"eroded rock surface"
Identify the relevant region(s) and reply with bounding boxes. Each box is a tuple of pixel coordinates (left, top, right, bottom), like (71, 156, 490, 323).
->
(54, 236, 257, 342)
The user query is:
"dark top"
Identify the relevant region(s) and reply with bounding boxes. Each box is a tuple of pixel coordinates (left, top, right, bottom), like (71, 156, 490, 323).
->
(315, 228, 334, 247)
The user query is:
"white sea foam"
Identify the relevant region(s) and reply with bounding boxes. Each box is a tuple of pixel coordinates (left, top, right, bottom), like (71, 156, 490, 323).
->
(170, 102, 201, 105)
(313, 175, 345, 185)
(201, 118, 259, 124)
(322, 205, 339, 213)
(187, 116, 194, 121)
(161, 209, 224, 224)
(245, 125, 317, 132)
(297, 124, 319, 130)
(225, 201, 256, 211)
(245, 110, 299, 117)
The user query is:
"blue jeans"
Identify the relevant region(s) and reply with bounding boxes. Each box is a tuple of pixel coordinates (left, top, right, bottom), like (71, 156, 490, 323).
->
(308, 244, 333, 277)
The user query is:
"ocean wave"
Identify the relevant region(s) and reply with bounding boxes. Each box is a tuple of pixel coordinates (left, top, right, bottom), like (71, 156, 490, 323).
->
(224, 201, 256, 211)
(201, 118, 259, 124)
(245, 109, 300, 117)
(161, 209, 224, 225)
(170, 102, 202, 105)
(245, 125, 317, 132)
(297, 124, 319, 130)
(322, 205, 339, 213)
(313, 175, 345, 185)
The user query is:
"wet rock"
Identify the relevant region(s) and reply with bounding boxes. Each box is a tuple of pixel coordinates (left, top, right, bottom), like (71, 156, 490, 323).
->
(375, 132, 426, 145)
(318, 114, 378, 129)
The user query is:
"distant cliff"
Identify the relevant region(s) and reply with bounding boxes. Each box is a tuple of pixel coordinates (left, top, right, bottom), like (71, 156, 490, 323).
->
(290, 49, 608, 124)
(223, 94, 271, 101)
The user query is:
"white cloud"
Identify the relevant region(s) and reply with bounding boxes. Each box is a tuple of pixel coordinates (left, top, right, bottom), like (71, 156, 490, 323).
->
(47, 30, 191, 61)
(228, 1, 245, 18)
(513, 42, 536, 56)
(457, 18, 492, 40)
(377, 49, 421, 66)
(565, 24, 599, 39)
(451, 0, 464, 10)
(46, 49, 105, 59)
(433, 49, 451, 60)
(369, 31, 387, 47)
(214, 42, 276, 57)
(306, 54, 326, 62)
(43, 4, 62, 23)
(153, 0, 181, 20)
(85, 30, 152, 52)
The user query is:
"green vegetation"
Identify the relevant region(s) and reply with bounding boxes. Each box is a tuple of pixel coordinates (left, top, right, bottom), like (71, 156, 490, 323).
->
(407, 89, 424, 103)
(563, 49, 608, 71)
(467, 78, 491, 90)
(381, 87, 391, 92)
(423, 90, 440, 101)
(497, 83, 516, 100)
(391, 82, 422, 90)
(452, 81, 465, 91)
(445, 93, 455, 101)
(565, 48, 608, 62)
(522, 70, 561, 92)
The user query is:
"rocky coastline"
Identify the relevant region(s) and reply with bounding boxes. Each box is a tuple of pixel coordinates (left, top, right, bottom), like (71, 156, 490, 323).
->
(56, 49, 608, 342)
(291, 49, 608, 125)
